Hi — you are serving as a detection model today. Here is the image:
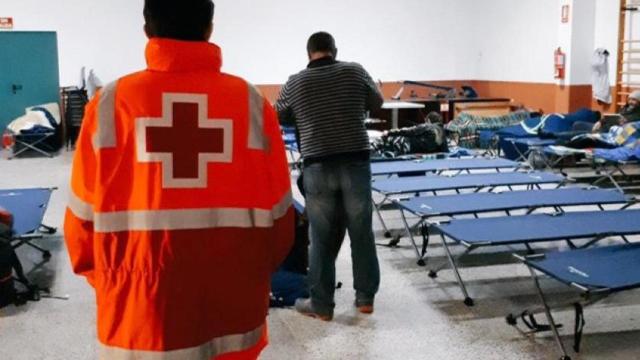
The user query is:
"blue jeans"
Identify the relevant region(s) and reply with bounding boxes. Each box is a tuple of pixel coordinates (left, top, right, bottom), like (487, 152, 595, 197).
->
(303, 160, 380, 314)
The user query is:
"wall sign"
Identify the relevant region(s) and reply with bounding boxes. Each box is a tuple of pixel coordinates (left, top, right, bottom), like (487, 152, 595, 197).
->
(0, 17, 13, 29)
(561, 5, 570, 23)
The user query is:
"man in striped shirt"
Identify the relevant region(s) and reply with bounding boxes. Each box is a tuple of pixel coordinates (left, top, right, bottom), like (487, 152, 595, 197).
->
(276, 32, 383, 320)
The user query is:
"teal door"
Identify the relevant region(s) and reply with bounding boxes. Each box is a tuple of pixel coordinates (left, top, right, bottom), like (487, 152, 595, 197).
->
(0, 31, 60, 131)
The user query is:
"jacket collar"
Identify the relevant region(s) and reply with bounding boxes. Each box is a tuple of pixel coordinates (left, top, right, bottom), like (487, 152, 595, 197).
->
(145, 38, 222, 72)
(307, 56, 338, 69)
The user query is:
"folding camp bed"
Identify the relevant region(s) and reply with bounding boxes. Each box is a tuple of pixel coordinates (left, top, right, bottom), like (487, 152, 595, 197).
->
(373, 171, 566, 238)
(543, 146, 639, 192)
(507, 243, 640, 360)
(371, 157, 520, 177)
(393, 187, 633, 265)
(8, 131, 58, 159)
(0, 188, 57, 259)
(432, 210, 640, 306)
(503, 137, 557, 163)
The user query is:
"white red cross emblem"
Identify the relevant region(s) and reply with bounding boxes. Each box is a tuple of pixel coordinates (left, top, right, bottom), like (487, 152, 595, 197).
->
(136, 93, 233, 189)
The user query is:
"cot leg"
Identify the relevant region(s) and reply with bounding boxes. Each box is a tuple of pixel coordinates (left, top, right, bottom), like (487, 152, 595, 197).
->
(526, 264, 571, 360)
(15, 240, 52, 260)
(14, 136, 55, 158)
(580, 235, 606, 249)
(373, 195, 392, 238)
(593, 164, 624, 193)
(420, 224, 430, 262)
(437, 235, 474, 306)
(524, 243, 535, 255)
(39, 224, 57, 235)
(399, 210, 426, 265)
(620, 202, 632, 210)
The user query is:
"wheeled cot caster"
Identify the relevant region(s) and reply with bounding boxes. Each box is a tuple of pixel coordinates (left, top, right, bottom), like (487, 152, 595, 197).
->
(463, 297, 474, 307)
(384, 231, 392, 238)
(43, 251, 52, 260)
(505, 314, 517, 326)
(559, 356, 571, 360)
(428, 270, 438, 278)
(417, 259, 426, 267)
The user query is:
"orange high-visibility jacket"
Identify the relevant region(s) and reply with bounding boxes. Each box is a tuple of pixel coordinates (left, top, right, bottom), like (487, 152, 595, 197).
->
(64, 38, 294, 360)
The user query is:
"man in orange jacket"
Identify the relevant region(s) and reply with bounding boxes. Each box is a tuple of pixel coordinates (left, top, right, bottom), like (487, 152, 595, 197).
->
(64, 1, 294, 359)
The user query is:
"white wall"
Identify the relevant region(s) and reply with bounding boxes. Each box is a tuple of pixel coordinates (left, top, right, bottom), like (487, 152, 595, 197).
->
(2, 0, 478, 86)
(469, 0, 622, 85)
(3, 0, 147, 87)
(568, 0, 596, 84)
(470, 0, 560, 83)
(214, 0, 478, 84)
(594, 0, 621, 86)
(0, 0, 628, 86)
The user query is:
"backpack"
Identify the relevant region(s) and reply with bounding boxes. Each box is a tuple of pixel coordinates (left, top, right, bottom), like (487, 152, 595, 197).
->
(0, 208, 16, 308)
(270, 203, 309, 307)
(0, 208, 40, 308)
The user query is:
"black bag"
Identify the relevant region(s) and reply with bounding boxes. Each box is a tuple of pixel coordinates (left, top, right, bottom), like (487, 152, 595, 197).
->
(384, 123, 448, 155)
(270, 202, 309, 307)
(0, 226, 16, 308)
(0, 209, 38, 308)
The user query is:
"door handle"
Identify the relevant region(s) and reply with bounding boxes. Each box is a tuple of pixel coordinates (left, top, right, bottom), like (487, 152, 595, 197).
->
(11, 84, 23, 94)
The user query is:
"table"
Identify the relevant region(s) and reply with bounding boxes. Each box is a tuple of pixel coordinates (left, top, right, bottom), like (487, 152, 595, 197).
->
(382, 101, 425, 129)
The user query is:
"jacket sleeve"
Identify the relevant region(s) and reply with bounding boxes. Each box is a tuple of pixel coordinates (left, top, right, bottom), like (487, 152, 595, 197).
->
(262, 98, 295, 272)
(64, 97, 99, 286)
(275, 81, 296, 127)
(363, 68, 384, 113)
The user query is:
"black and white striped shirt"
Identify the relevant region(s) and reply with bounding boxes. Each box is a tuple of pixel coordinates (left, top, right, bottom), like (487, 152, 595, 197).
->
(276, 57, 383, 162)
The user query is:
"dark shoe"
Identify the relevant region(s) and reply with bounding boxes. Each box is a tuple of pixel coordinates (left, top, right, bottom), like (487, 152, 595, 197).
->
(355, 299, 374, 314)
(294, 298, 333, 321)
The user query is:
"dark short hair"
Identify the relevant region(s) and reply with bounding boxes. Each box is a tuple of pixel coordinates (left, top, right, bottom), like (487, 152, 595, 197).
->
(144, 0, 215, 41)
(307, 32, 336, 55)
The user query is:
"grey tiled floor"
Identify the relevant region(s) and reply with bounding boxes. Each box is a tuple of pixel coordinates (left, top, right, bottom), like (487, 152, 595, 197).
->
(0, 150, 638, 360)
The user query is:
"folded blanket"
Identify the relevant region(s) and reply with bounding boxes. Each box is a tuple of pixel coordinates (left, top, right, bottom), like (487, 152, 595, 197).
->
(446, 110, 530, 148)
(7, 112, 54, 134)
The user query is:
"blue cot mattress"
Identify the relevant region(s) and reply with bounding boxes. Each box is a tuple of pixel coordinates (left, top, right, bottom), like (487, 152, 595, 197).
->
(435, 210, 640, 246)
(372, 171, 564, 195)
(525, 243, 640, 292)
(371, 158, 518, 176)
(0, 188, 53, 236)
(398, 188, 631, 217)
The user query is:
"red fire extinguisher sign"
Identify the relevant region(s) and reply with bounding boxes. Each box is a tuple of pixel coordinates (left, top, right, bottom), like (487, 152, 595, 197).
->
(561, 5, 570, 23)
(554, 47, 566, 80)
(0, 17, 13, 29)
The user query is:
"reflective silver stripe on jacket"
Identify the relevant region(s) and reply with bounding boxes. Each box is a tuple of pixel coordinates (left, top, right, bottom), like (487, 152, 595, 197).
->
(69, 191, 292, 233)
(93, 80, 119, 149)
(67, 190, 94, 221)
(247, 84, 267, 150)
(99, 323, 265, 360)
